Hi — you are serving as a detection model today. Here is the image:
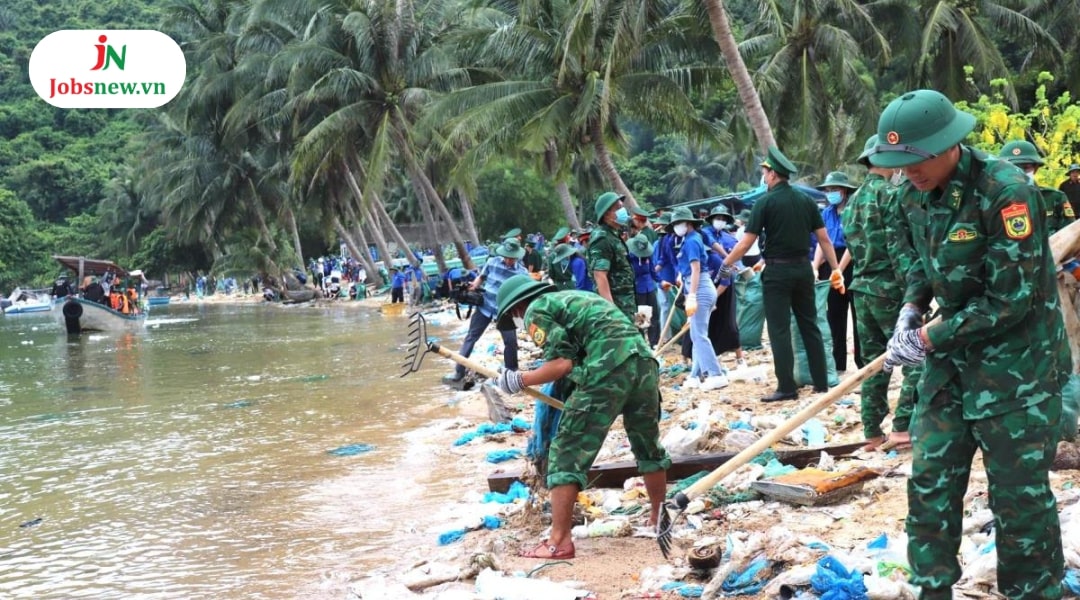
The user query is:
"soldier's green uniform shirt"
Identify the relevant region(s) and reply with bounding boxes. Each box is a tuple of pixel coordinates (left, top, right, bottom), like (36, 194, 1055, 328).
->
(545, 250, 575, 291)
(746, 181, 824, 258)
(900, 146, 1070, 418)
(1039, 186, 1075, 236)
(586, 223, 637, 318)
(637, 225, 659, 244)
(841, 174, 906, 297)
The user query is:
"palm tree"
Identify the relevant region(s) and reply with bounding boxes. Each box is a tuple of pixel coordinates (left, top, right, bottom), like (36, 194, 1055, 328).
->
(664, 142, 729, 202)
(432, 0, 725, 210)
(1024, 0, 1080, 92)
(698, 0, 775, 151)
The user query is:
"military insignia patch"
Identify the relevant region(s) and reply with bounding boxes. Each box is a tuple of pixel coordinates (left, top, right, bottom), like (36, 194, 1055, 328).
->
(1066, 202, 1076, 218)
(1011, 147, 1022, 155)
(947, 227, 978, 242)
(1000, 203, 1032, 240)
(528, 323, 546, 346)
(886, 131, 900, 144)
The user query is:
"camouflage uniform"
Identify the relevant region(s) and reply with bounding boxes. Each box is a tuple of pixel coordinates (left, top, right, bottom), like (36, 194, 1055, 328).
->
(1039, 186, 1075, 236)
(841, 173, 918, 439)
(524, 291, 671, 490)
(897, 146, 1068, 599)
(586, 223, 637, 319)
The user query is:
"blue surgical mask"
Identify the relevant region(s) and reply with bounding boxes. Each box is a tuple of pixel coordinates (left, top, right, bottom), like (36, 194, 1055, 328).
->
(614, 207, 630, 225)
(826, 191, 843, 205)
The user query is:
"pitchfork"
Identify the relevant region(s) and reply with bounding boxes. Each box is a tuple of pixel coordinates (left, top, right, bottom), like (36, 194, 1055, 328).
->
(400, 312, 565, 412)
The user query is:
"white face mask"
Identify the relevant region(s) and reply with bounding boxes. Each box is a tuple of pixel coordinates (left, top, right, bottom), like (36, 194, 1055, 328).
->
(673, 223, 689, 237)
(712, 219, 724, 231)
(512, 316, 524, 330)
(1024, 170, 1037, 185)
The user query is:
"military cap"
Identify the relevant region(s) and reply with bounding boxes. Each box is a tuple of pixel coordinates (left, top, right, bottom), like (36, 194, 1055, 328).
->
(667, 206, 702, 226)
(999, 140, 1044, 166)
(870, 89, 976, 169)
(553, 226, 571, 241)
(627, 234, 654, 258)
(817, 171, 859, 191)
(551, 243, 579, 263)
(760, 146, 798, 177)
(654, 212, 672, 226)
(631, 206, 651, 218)
(1069, 164, 1080, 174)
(736, 209, 752, 223)
(495, 275, 556, 330)
(502, 227, 522, 239)
(495, 238, 526, 259)
(708, 204, 733, 220)
(594, 191, 625, 222)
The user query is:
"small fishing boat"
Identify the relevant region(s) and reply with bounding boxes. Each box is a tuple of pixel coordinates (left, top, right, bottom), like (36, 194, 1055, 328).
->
(1, 288, 53, 314)
(52, 256, 148, 334)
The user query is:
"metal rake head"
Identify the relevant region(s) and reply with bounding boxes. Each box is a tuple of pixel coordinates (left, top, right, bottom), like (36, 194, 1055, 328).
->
(401, 311, 430, 377)
(656, 492, 690, 559)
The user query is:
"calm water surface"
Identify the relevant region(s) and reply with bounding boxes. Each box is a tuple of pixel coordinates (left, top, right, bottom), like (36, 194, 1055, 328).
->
(0, 302, 467, 599)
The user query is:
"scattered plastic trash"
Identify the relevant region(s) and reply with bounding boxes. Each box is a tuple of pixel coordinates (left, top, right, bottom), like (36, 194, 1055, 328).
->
(803, 419, 827, 447)
(19, 517, 42, 528)
(483, 480, 531, 504)
(661, 582, 704, 597)
(454, 417, 531, 446)
(810, 555, 868, 600)
(571, 518, 632, 538)
(474, 568, 591, 600)
(721, 556, 775, 596)
(486, 449, 522, 463)
(296, 374, 330, 382)
(437, 515, 503, 545)
(327, 443, 375, 456)
(223, 400, 253, 409)
(1064, 569, 1080, 594)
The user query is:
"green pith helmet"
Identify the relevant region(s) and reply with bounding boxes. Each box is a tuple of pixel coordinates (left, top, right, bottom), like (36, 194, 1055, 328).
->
(857, 134, 878, 167)
(760, 146, 798, 177)
(553, 226, 570, 241)
(736, 209, 752, 223)
(627, 234, 654, 258)
(593, 191, 625, 222)
(495, 275, 556, 329)
(495, 238, 526, 259)
(551, 243, 578, 263)
(817, 171, 859, 190)
(870, 89, 976, 168)
(999, 140, 1044, 166)
(502, 227, 522, 239)
(708, 204, 733, 221)
(631, 206, 651, 218)
(667, 206, 702, 226)
(654, 212, 671, 226)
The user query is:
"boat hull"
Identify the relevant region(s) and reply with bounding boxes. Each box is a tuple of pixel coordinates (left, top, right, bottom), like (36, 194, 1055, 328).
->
(147, 296, 170, 306)
(56, 298, 146, 334)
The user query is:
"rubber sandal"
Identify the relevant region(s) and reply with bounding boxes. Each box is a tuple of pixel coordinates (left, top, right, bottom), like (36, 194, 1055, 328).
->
(518, 540, 575, 559)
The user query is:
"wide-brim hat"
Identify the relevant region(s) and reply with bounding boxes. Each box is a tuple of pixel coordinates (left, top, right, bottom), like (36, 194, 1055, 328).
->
(631, 206, 651, 219)
(707, 204, 733, 221)
(495, 239, 526, 259)
(594, 191, 624, 222)
(760, 146, 798, 177)
(553, 226, 570, 241)
(857, 134, 878, 167)
(654, 212, 672, 226)
(495, 275, 556, 330)
(502, 227, 522, 239)
(817, 171, 858, 191)
(551, 243, 578, 263)
(627, 234, 654, 258)
(1069, 164, 1080, 174)
(999, 140, 1044, 166)
(668, 206, 702, 226)
(575, 226, 594, 240)
(870, 89, 976, 169)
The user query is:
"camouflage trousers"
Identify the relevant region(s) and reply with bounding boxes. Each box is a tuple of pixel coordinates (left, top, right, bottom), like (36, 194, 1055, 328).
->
(907, 387, 1063, 599)
(852, 291, 918, 438)
(547, 355, 672, 489)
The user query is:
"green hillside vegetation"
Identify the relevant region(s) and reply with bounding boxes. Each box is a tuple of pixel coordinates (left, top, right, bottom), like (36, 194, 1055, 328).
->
(1, 0, 1078, 290)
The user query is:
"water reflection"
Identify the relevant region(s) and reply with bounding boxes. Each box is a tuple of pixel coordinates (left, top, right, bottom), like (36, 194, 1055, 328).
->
(0, 303, 465, 599)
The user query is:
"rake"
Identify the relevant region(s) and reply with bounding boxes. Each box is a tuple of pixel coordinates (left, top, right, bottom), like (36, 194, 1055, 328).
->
(401, 312, 565, 415)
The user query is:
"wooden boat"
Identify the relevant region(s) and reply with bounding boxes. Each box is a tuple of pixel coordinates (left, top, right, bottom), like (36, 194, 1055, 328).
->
(51, 256, 148, 334)
(485, 441, 866, 493)
(1, 288, 53, 314)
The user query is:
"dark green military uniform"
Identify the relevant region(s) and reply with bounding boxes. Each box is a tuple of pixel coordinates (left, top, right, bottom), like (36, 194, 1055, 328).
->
(1039, 186, 1075, 235)
(893, 146, 1068, 599)
(545, 244, 576, 291)
(586, 223, 637, 319)
(747, 178, 830, 393)
(524, 291, 671, 489)
(841, 172, 918, 439)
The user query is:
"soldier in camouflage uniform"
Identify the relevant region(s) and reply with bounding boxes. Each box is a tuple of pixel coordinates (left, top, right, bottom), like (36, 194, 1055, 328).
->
(493, 275, 670, 559)
(998, 140, 1076, 236)
(841, 134, 919, 450)
(587, 191, 637, 320)
(545, 243, 578, 291)
(871, 90, 1069, 599)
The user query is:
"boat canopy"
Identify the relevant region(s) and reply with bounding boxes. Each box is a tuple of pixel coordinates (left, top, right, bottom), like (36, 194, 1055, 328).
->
(53, 256, 132, 278)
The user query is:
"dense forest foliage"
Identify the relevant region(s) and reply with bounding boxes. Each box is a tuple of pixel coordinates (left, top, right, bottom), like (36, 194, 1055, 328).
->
(1, 0, 1077, 290)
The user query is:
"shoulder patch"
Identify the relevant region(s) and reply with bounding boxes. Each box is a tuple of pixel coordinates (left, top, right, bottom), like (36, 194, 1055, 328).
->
(528, 323, 546, 346)
(1000, 203, 1032, 240)
(947, 227, 978, 242)
(1065, 201, 1075, 218)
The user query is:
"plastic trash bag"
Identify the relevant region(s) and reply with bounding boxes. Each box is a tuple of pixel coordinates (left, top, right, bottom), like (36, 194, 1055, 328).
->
(735, 272, 765, 350)
(792, 280, 840, 387)
(810, 555, 868, 600)
(475, 568, 591, 600)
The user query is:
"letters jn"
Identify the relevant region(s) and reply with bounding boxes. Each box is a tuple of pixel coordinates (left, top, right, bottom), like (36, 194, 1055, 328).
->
(91, 35, 125, 71)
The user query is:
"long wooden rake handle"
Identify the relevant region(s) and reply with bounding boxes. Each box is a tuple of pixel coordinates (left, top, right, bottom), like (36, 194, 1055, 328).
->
(655, 322, 690, 356)
(430, 343, 565, 410)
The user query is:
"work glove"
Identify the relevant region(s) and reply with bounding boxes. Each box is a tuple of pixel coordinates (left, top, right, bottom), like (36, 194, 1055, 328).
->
(895, 305, 924, 334)
(716, 264, 735, 281)
(884, 329, 928, 372)
(685, 296, 698, 317)
(829, 269, 845, 294)
(660, 281, 672, 292)
(496, 369, 525, 395)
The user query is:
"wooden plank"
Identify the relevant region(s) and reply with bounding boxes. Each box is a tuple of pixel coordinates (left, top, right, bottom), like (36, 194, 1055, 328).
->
(485, 441, 867, 493)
